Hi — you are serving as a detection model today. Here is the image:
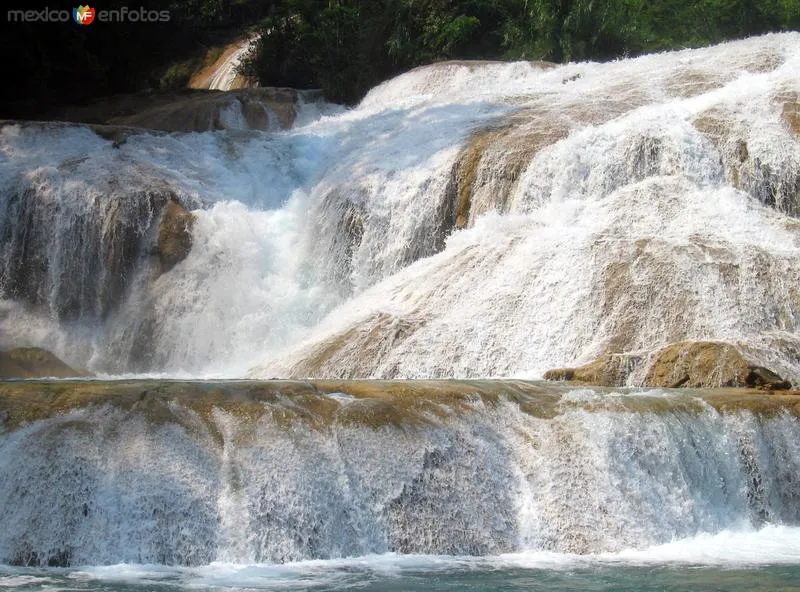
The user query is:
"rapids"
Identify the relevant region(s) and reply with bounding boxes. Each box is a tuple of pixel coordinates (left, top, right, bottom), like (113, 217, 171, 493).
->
(0, 380, 798, 566)
(1, 34, 799, 381)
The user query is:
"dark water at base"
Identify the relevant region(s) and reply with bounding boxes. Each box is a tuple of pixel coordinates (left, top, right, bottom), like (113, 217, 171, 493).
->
(3, 562, 800, 592)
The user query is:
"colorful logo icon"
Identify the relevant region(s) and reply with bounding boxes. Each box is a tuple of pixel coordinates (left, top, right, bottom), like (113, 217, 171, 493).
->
(73, 5, 95, 25)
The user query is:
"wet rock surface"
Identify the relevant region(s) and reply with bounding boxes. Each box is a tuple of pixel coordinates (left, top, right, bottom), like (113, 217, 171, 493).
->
(544, 341, 794, 390)
(0, 348, 88, 379)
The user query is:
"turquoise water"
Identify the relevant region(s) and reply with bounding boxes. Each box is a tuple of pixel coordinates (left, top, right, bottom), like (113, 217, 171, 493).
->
(3, 384, 799, 590)
(4, 529, 800, 592)
(2, 561, 800, 592)
(3, 525, 800, 590)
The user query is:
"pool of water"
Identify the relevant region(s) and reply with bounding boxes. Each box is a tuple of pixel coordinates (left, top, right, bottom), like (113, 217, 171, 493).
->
(3, 540, 800, 592)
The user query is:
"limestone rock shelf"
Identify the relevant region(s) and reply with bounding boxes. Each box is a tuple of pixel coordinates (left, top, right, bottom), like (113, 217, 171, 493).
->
(1, 378, 798, 433)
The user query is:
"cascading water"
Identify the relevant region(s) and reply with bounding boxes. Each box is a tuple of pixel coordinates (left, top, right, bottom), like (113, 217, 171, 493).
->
(206, 37, 257, 91)
(0, 381, 799, 568)
(2, 33, 800, 589)
(2, 34, 799, 380)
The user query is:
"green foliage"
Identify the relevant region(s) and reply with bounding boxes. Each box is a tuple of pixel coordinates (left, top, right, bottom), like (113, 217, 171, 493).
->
(240, 0, 799, 104)
(521, 0, 640, 62)
(3, 0, 797, 117)
(159, 59, 202, 90)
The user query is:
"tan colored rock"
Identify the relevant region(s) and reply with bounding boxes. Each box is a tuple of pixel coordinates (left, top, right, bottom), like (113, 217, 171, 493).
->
(109, 88, 300, 132)
(781, 93, 800, 137)
(664, 69, 724, 99)
(452, 127, 503, 229)
(643, 341, 752, 388)
(544, 341, 792, 390)
(449, 87, 650, 230)
(0, 348, 89, 379)
(156, 201, 195, 274)
(3, 379, 798, 437)
(450, 112, 570, 229)
(281, 312, 426, 379)
(543, 354, 629, 386)
(645, 341, 792, 390)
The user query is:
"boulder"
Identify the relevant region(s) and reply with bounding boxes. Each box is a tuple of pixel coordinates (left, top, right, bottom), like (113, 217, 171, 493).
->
(643, 341, 753, 388)
(0, 348, 89, 379)
(156, 200, 195, 274)
(543, 354, 629, 386)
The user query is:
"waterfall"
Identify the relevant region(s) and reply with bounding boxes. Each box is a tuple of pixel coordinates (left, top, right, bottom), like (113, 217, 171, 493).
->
(0, 381, 798, 567)
(206, 37, 257, 91)
(0, 33, 799, 380)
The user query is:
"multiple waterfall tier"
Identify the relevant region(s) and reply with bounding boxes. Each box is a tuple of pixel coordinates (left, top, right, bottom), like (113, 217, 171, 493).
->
(2, 35, 800, 380)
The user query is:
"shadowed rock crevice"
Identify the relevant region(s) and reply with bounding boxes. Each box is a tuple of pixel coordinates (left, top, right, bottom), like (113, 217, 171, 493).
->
(0, 184, 197, 322)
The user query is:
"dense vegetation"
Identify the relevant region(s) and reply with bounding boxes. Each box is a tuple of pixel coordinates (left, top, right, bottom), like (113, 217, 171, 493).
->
(1, 0, 275, 118)
(1, 0, 798, 117)
(241, 0, 800, 103)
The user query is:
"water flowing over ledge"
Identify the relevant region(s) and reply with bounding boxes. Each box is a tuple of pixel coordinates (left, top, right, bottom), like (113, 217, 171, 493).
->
(1, 379, 798, 567)
(1, 34, 799, 380)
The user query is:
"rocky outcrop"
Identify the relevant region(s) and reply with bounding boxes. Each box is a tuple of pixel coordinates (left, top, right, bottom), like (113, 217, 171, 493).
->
(448, 113, 570, 229)
(544, 341, 793, 390)
(544, 354, 632, 386)
(1, 378, 798, 434)
(0, 176, 197, 321)
(109, 88, 303, 132)
(44, 88, 314, 133)
(0, 348, 88, 379)
(642, 341, 788, 389)
(447, 85, 657, 229)
(693, 103, 800, 217)
(155, 201, 195, 275)
(276, 312, 427, 379)
(782, 93, 800, 138)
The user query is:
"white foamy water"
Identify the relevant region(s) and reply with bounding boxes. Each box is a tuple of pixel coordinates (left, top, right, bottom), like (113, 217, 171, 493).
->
(1, 526, 797, 592)
(1, 34, 799, 378)
(1, 388, 799, 566)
